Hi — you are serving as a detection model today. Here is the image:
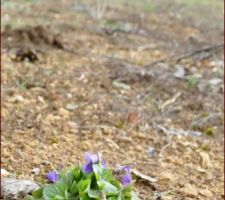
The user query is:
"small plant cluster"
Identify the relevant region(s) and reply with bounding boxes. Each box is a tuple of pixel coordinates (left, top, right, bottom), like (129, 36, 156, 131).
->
(24, 152, 139, 200)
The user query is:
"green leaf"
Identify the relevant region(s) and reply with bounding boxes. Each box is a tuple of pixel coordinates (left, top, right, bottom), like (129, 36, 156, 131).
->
(43, 183, 67, 200)
(70, 181, 78, 196)
(97, 180, 119, 195)
(32, 187, 44, 198)
(186, 75, 199, 87)
(87, 189, 100, 198)
(53, 195, 66, 200)
(93, 164, 103, 181)
(108, 196, 121, 200)
(72, 167, 83, 181)
(121, 185, 133, 199)
(64, 190, 72, 200)
(78, 179, 91, 194)
(23, 195, 35, 200)
(80, 194, 91, 200)
(24, 195, 44, 200)
(102, 169, 121, 189)
(59, 170, 74, 188)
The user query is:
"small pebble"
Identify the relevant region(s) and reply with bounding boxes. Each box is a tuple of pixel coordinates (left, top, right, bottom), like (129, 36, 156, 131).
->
(31, 167, 40, 176)
(147, 147, 156, 157)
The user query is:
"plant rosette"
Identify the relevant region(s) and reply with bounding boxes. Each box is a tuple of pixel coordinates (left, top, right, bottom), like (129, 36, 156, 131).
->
(24, 152, 140, 200)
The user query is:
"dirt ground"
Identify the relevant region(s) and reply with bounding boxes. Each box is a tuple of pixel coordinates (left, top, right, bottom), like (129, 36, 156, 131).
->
(1, 0, 224, 199)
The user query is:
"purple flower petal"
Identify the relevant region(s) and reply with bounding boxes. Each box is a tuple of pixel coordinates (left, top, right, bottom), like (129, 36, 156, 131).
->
(119, 165, 132, 187)
(120, 165, 131, 173)
(46, 171, 59, 183)
(85, 152, 92, 163)
(83, 152, 107, 174)
(121, 173, 132, 187)
(82, 162, 93, 174)
(85, 152, 99, 163)
(91, 155, 99, 163)
(101, 160, 107, 168)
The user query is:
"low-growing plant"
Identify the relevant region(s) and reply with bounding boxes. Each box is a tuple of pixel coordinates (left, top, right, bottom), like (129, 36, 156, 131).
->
(24, 152, 140, 200)
(186, 75, 199, 88)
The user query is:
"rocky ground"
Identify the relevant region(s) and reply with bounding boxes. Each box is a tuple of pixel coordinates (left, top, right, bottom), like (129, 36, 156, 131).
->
(1, 0, 224, 199)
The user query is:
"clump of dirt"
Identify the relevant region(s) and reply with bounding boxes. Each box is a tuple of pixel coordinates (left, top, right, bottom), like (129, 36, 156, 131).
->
(1, 25, 64, 54)
(10, 48, 39, 62)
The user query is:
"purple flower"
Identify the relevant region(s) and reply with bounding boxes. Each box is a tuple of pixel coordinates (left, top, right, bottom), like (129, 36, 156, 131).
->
(119, 165, 131, 173)
(102, 160, 107, 168)
(46, 170, 59, 183)
(82, 152, 106, 174)
(119, 165, 133, 187)
(121, 173, 132, 187)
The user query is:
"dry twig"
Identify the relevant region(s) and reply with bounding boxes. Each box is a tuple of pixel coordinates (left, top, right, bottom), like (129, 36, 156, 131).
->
(144, 43, 224, 67)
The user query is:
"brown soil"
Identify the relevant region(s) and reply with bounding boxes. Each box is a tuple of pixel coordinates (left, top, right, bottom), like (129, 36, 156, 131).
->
(1, 0, 224, 199)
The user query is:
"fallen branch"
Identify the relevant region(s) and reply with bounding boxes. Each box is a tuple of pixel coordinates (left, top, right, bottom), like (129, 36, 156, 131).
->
(159, 92, 181, 112)
(144, 43, 224, 67)
(131, 169, 157, 190)
(173, 43, 224, 62)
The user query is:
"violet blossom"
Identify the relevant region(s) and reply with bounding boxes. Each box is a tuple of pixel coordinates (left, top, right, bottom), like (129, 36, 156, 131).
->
(120, 165, 133, 187)
(45, 170, 59, 183)
(82, 152, 106, 174)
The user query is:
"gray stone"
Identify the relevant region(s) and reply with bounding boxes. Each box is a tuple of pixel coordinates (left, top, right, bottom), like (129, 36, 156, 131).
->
(1, 178, 40, 200)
